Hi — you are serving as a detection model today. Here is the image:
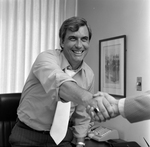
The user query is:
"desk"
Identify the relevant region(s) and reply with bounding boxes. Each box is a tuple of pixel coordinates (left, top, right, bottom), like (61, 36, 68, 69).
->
(85, 139, 110, 147)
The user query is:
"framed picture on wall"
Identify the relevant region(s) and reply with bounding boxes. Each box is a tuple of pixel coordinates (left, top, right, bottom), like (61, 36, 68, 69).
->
(99, 35, 126, 98)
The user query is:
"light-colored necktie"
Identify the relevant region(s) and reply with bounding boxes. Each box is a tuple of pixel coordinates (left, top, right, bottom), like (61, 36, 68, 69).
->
(50, 68, 76, 145)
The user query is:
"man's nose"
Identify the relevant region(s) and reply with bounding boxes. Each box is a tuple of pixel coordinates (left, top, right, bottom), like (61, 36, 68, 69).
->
(75, 40, 82, 48)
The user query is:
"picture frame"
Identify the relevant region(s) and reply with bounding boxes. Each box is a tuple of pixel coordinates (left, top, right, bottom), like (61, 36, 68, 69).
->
(99, 35, 126, 98)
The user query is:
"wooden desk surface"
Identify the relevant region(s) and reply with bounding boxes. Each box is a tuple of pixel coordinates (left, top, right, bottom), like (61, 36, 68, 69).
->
(85, 139, 110, 147)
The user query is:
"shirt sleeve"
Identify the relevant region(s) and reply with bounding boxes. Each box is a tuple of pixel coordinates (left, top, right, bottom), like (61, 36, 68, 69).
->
(72, 105, 91, 138)
(32, 51, 76, 95)
(124, 91, 150, 123)
(118, 98, 125, 117)
(72, 75, 94, 138)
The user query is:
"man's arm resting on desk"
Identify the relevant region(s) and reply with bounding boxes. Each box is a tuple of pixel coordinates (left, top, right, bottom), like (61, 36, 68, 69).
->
(76, 138, 85, 147)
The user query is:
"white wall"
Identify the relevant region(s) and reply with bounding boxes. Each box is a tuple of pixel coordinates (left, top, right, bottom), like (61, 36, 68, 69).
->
(77, 0, 150, 146)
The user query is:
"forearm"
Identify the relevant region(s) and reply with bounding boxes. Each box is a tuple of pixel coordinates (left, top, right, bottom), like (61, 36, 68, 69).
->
(59, 81, 93, 107)
(123, 94, 150, 123)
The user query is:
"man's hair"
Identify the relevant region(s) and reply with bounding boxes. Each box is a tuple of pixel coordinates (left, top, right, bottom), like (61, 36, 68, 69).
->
(59, 16, 92, 47)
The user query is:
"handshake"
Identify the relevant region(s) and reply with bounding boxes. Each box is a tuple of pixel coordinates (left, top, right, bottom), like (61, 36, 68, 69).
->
(87, 92, 120, 122)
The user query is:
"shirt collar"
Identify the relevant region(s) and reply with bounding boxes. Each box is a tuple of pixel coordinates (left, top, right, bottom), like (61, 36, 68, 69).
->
(60, 51, 70, 70)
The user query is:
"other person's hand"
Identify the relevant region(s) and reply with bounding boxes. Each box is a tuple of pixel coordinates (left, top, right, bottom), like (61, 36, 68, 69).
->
(86, 92, 120, 122)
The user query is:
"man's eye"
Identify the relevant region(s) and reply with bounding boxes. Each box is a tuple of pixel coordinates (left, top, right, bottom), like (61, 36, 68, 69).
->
(82, 37, 88, 42)
(69, 37, 76, 41)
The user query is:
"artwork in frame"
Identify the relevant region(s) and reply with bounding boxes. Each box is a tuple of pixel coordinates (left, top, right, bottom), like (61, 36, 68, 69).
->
(99, 35, 126, 98)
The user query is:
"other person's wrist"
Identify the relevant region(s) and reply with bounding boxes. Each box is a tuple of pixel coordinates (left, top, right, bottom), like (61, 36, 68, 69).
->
(118, 98, 125, 117)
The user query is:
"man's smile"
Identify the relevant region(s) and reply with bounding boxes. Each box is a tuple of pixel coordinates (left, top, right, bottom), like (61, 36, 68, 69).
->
(72, 50, 84, 55)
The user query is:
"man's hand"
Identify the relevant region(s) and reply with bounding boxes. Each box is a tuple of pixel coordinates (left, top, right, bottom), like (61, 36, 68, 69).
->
(86, 92, 120, 122)
(102, 92, 120, 118)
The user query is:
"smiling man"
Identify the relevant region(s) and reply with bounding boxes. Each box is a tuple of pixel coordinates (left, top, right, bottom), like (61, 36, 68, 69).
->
(60, 22, 90, 70)
(9, 17, 114, 147)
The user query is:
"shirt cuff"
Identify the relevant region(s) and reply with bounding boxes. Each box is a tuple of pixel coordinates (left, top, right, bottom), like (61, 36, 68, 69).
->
(118, 98, 125, 118)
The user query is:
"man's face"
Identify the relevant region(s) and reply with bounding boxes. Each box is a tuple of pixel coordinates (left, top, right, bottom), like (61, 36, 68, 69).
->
(61, 26, 90, 70)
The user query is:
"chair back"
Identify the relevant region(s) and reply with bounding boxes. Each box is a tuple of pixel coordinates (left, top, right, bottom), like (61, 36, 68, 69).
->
(0, 93, 21, 147)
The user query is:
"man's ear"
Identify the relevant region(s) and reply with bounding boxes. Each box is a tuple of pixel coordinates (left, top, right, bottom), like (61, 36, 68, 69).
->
(60, 39, 64, 48)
